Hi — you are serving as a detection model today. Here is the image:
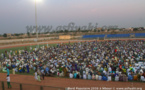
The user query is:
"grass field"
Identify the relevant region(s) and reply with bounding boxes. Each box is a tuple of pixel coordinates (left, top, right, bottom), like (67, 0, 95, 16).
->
(0, 43, 57, 55)
(0, 69, 35, 76)
(0, 42, 76, 56)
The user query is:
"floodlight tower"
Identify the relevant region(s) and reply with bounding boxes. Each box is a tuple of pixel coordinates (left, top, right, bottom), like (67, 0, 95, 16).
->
(35, 0, 38, 43)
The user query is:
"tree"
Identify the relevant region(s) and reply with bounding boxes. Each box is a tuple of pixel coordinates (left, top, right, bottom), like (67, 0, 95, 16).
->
(32, 33, 36, 35)
(14, 33, 20, 37)
(59, 30, 63, 33)
(133, 28, 138, 31)
(77, 28, 81, 32)
(94, 29, 97, 32)
(3, 33, 7, 37)
(27, 32, 30, 37)
(64, 30, 68, 33)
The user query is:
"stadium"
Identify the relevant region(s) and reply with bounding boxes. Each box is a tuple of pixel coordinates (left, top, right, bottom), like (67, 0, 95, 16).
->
(0, 34, 145, 90)
(0, 0, 145, 90)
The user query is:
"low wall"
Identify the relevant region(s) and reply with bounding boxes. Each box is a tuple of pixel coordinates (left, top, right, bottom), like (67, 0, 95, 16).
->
(59, 35, 71, 40)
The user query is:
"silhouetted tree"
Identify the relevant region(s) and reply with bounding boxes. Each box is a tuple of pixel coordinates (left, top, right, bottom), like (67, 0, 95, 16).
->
(3, 33, 7, 37)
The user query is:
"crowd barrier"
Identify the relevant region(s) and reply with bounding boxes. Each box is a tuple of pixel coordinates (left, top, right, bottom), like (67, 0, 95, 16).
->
(0, 81, 65, 90)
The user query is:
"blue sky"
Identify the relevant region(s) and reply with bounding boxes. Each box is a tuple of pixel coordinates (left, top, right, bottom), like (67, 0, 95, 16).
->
(0, 0, 145, 34)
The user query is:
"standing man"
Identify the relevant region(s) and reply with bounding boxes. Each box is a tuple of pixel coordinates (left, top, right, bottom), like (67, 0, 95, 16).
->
(6, 75, 12, 88)
(7, 67, 10, 76)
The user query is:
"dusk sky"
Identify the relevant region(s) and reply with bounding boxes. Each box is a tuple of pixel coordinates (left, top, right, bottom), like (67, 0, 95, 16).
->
(0, 0, 145, 34)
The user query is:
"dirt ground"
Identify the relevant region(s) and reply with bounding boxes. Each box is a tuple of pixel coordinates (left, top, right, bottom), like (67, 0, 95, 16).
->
(0, 73, 144, 90)
(1, 38, 145, 49)
(0, 40, 94, 49)
(0, 39, 145, 90)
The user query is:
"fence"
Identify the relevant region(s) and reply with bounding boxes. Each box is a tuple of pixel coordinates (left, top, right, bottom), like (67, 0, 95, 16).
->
(82, 34, 105, 38)
(107, 34, 130, 38)
(135, 33, 145, 37)
(82, 33, 145, 39)
(0, 81, 65, 90)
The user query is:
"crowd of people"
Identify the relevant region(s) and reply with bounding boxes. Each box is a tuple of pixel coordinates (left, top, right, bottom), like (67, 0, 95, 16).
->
(1, 40, 145, 82)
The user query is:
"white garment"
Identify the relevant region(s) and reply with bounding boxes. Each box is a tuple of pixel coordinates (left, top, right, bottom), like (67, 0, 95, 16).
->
(108, 67, 112, 72)
(83, 74, 87, 79)
(140, 69, 143, 74)
(108, 76, 112, 81)
(103, 70, 107, 75)
(98, 76, 102, 80)
(115, 76, 119, 81)
(85, 68, 89, 73)
(140, 76, 145, 81)
(6, 77, 10, 82)
(35, 72, 38, 80)
(69, 73, 73, 78)
(95, 63, 98, 67)
(95, 75, 99, 80)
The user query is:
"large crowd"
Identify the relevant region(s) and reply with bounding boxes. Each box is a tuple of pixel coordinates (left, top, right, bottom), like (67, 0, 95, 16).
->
(1, 40, 145, 82)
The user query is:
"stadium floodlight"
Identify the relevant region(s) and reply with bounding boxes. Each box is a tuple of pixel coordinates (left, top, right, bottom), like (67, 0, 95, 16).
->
(35, 0, 38, 44)
(34, 0, 43, 47)
(35, 0, 43, 3)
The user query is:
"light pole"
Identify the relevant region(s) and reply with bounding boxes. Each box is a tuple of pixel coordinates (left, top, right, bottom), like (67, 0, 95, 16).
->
(35, 0, 38, 43)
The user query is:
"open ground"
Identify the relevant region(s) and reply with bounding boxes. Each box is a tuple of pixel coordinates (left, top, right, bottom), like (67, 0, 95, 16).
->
(0, 73, 144, 90)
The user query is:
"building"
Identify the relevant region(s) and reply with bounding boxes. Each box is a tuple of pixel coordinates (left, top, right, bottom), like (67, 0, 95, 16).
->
(6, 33, 12, 37)
(129, 28, 134, 31)
(21, 34, 28, 38)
